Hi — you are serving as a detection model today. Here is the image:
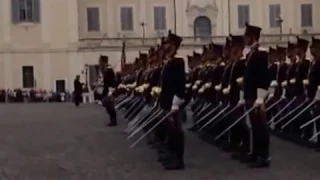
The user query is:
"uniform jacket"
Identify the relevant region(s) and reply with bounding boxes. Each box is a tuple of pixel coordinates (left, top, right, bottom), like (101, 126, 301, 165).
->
(159, 58, 186, 110)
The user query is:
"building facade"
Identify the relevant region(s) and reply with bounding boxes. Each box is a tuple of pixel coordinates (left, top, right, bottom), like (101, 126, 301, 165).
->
(0, 0, 319, 91)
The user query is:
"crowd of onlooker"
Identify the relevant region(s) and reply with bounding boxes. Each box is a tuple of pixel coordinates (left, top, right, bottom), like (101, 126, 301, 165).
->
(0, 89, 73, 103)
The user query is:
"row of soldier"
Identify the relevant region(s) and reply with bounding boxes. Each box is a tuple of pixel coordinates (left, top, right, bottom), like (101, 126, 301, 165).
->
(98, 22, 320, 170)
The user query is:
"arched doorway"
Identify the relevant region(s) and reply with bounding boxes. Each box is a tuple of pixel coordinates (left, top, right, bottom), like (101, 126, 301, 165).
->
(194, 16, 212, 38)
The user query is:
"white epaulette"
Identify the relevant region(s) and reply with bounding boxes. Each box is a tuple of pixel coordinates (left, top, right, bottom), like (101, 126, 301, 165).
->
(305, 57, 312, 61)
(274, 62, 280, 65)
(258, 47, 268, 52)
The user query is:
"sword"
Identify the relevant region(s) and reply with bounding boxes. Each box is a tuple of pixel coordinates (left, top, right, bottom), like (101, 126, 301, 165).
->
(115, 95, 134, 109)
(214, 105, 256, 141)
(126, 106, 158, 133)
(209, 104, 242, 128)
(309, 130, 320, 142)
(267, 97, 296, 125)
(281, 100, 316, 129)
(197, 104, 230, 132)
(127, 109, 163, 139)
(273, 98, 307, 127)
(190, 97, 199, 108)
(266, 97, 285, 112)
(300, 114, 320, 129)
(190, 103, 222, 127)
(123, 98, 141, 117)
(126, 100, 146, 121)
(194, 103, 211, 118)
(129, 110, 174, 148)
(128, 104, 156, 127)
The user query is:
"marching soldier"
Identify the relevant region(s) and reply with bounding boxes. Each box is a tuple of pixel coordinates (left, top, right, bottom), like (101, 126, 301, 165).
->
(239, 22, 270, 168)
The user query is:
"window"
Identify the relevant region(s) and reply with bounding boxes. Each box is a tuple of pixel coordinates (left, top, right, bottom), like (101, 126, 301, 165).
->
(154, 6, 166, 30)
(87, 7, 100, 31)
(22, 66, 35, 88)
(11, 0, 40, 23)
(120, 7, 133, 31)
(269, 4, 281, 28)
(237, 5, 250, 28)
(301, 4, 313, 27)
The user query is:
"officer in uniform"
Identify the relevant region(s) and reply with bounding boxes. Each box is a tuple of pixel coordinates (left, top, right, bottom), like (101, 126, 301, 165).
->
(239, 22, 270, 168)
(100, 55, 117, 126)
(158, 30, 186, 170)
(308, 37, 320, 147)
(224, 35, 246, 154)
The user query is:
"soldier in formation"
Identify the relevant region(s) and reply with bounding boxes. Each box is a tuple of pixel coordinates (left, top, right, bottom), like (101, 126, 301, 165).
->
(100, 24, 320, 170)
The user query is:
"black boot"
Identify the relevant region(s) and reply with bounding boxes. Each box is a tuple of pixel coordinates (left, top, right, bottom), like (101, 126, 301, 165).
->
(248, 157, 271, 168)
(163, 156, 185, 170)
(239, 153, 257, 163)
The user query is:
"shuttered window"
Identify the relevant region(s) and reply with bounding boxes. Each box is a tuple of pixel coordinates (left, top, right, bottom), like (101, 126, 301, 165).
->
(237, 5, 250, 28)
(301, 4, 313, 27)
(120, 7, 133, 31)
(11, 0, 41, 23)
(154, 6, 166, 30)
(269, 4, 281, 28)
(87, 7, 100, 31)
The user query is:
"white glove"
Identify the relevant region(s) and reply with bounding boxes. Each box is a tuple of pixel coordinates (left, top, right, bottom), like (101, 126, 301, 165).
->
(238, 90, 245, 105)
(315, 86, 320, 100)
(171, 95, 184, 111)
(254, 88, 268, 106)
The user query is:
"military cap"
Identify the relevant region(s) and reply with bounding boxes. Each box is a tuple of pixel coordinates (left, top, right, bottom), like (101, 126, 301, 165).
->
(224, 37, 231, 49)
(244, 22, 262, 39)
(276, 45, 287, 54)
(193, 51, 201, 59)
(167, 30, 182, 47)
(230, 34, 245, 47)
(311, 37, 320, 48)
(202, 45, 208, 54)
(212, 44, 224, 57)
(296, 37, 309, 51)
(269, 46, 276, 54)
(287, 42, 296, 51)
(99, 55, 109, 66)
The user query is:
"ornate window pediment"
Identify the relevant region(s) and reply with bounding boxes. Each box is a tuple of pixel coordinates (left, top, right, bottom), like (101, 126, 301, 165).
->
(186, 0, 218, 14)
(186, 0, 218, 36)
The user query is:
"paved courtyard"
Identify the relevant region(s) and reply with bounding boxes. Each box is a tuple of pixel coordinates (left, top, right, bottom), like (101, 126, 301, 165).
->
(0, 103, 320, 180)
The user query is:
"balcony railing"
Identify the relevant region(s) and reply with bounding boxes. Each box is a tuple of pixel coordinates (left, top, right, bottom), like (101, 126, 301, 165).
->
(78, 34, 320, 50)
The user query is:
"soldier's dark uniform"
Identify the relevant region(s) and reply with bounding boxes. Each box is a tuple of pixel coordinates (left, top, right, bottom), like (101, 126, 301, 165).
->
(158, 31, 186, 170)
(241, 23, 270, 168)
(225, 35, 246, 153)
(308, 37, 320, 147)
(100, 55, 117, 126)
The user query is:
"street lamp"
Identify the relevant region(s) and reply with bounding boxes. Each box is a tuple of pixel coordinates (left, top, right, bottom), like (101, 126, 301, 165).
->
(276, 17, 284, 40)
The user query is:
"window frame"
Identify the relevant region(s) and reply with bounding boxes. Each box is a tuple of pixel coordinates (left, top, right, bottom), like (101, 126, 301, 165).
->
(86, 7, 101, 32)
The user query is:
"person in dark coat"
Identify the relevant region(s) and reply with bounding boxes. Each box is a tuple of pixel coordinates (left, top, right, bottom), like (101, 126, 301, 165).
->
(102, 64, 117, 126)
(73, 75, 83, 107)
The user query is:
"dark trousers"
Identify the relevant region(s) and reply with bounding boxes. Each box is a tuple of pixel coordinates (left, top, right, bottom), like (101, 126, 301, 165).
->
(74, 94, 82, 107)
(103, 96, 117, 123)
(166, 109, 185, 162)
(245, 100, 270, 159)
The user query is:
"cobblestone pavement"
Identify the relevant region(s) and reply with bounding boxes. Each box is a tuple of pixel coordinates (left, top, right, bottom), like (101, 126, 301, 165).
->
(0, 103, 320, 180)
